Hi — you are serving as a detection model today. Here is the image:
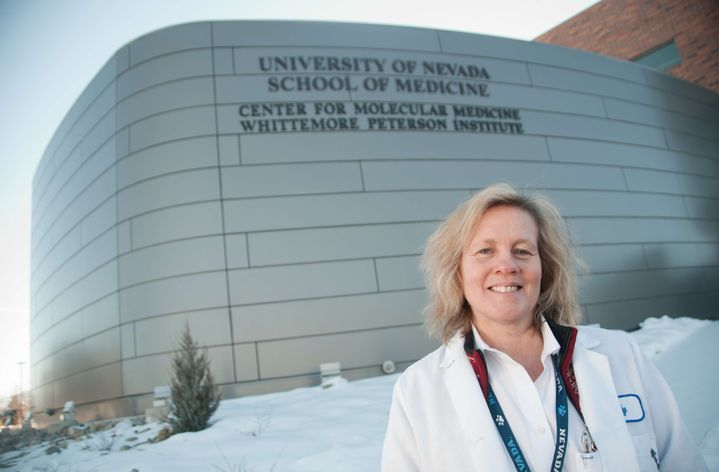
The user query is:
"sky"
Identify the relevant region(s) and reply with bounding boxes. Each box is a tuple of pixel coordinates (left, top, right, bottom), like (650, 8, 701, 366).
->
(0, 0, 600, 400)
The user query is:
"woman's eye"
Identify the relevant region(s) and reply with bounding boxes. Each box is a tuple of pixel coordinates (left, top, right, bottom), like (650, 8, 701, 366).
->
(513, 249, 532, 256)
(477, 248, 493, 255)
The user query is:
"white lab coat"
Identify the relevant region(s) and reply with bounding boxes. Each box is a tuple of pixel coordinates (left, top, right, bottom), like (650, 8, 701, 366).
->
(382, 325, 708, 471)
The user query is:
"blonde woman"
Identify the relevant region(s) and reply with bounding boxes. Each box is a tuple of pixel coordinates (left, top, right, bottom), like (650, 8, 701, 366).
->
(382, 183, 706, 471)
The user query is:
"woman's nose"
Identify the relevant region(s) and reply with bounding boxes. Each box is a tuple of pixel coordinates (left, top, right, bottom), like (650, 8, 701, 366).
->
(494, 250, 518, 273)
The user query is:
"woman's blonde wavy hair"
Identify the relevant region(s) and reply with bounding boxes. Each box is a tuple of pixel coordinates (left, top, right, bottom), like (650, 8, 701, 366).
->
(423, 183, 582, 343)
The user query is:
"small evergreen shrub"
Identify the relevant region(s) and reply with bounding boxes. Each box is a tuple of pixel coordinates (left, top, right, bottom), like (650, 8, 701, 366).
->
(169, 325, 221, 433)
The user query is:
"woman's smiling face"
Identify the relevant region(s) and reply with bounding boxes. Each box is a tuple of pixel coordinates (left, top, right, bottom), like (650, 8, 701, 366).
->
(460, 205, 542, 330)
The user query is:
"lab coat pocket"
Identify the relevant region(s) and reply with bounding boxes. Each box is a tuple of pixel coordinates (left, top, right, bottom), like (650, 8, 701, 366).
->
(569, 446, 604, 471)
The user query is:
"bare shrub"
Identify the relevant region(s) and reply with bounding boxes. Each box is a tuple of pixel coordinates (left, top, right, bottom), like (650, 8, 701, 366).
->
(243, 408, 272, 437)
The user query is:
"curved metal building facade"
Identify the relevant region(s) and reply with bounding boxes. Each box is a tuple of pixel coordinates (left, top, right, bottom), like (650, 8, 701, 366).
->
(31, 21, 719, 421)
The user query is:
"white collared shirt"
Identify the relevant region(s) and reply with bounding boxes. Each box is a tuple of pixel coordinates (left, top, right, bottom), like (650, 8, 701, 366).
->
(471, 320, 604, 471)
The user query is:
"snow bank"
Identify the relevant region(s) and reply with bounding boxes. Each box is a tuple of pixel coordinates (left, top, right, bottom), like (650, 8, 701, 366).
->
(1, 316, 716, 471)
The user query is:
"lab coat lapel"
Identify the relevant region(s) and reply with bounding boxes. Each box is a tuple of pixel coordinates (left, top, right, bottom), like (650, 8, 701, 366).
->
(573, 333, 641, 472)
(441, 335, 505, 469)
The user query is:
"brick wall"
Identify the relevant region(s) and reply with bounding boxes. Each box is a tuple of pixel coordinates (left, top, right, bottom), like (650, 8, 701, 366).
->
(535, 0, 719, 94)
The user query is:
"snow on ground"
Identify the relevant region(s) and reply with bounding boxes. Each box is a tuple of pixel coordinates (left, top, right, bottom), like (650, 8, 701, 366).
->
(2, 316, 717, 471)
(648, 317, 719, 471)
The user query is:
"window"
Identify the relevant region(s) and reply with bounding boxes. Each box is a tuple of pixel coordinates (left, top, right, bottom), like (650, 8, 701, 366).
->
(632, 40, 681, 71)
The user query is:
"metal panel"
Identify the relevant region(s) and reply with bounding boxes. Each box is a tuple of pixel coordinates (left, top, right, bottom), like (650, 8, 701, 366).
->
(221, 162, 362, 199)
(48, 87, 116, 187)
(31, 355, 53, 389)
(122, 353, 171, 396)
(376, 256, 423, 291)
(544, 190, 688, 218)
(129, 23, 211, 66)
(231, 290, 425, 342)
(55, 363, 123, 405)
(237, 130, 550, 164)
(119, 271, 228, 323)
(119, 236, 225, 288)
(53, 312, 84, 352)
(81, 197, 117, 245)
(624, 168, 719, 198)
(579, 267, 706, 305)
(121, 322, 135, 359)
(579, 244, 647, 274)
(547, 138, 719, 178)
(42, 112, 116, 207)
(130, 201, 224, 249)
(522, 110, 666, 147)
(704, 267, 719, 289)
(218, 135, 240, 166)
(41, 53, 117, 178)
(213, 48, 234, 75)
(32, 304, 54, 341)
(604, 98, 719, 141)
(439, 30, 645, 83)
(33, 225, 82, 293)
(362, 160, 626, 192)
(248, 222, 433, 266)
(228, 260, 377, 305)
(133, 309, 231, 356)
(118, 137, 217, 189)
(529, 64, 655, 103)
(122, 346, 233, 396)
(84, 328, 122, 368)
(641, 70, 719, 115)
(225, 234, 249, 269)
(34, 229, 116, 307)
(118, 49, 213, 99)
(683, 196, 719, 220)
(81, 294, 119, 338)
(116, 77, 214, 129)
(116, 46, 130, 74)
(117, 168, 220, 220)
(35, 166, 116, 253)
(115, 128, 130, 159)
(233, 344, 259, 381)
(129, 106, 216, 152)
(55, 166, 117, 242)
(49, 331, 116, 381)
(571, 217, 716, 245)
(35, 135, 116, 225)
(206, 346, 238, 384)
(212, 20, 441, 50)
(118, 221, 131, 254)
(256, 325, 435, 378)
(665, 129, 719, 159)
(643, 242, 719, 269)
(224, 191, 467, 233)
(528, 63, 719, 121)
(51, 261, 118, 325)
(85, 108, 118, 155)
(32, 384, 55, 412)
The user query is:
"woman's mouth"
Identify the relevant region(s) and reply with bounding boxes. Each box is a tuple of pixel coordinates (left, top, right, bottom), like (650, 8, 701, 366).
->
(489, 285, 521, 293)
